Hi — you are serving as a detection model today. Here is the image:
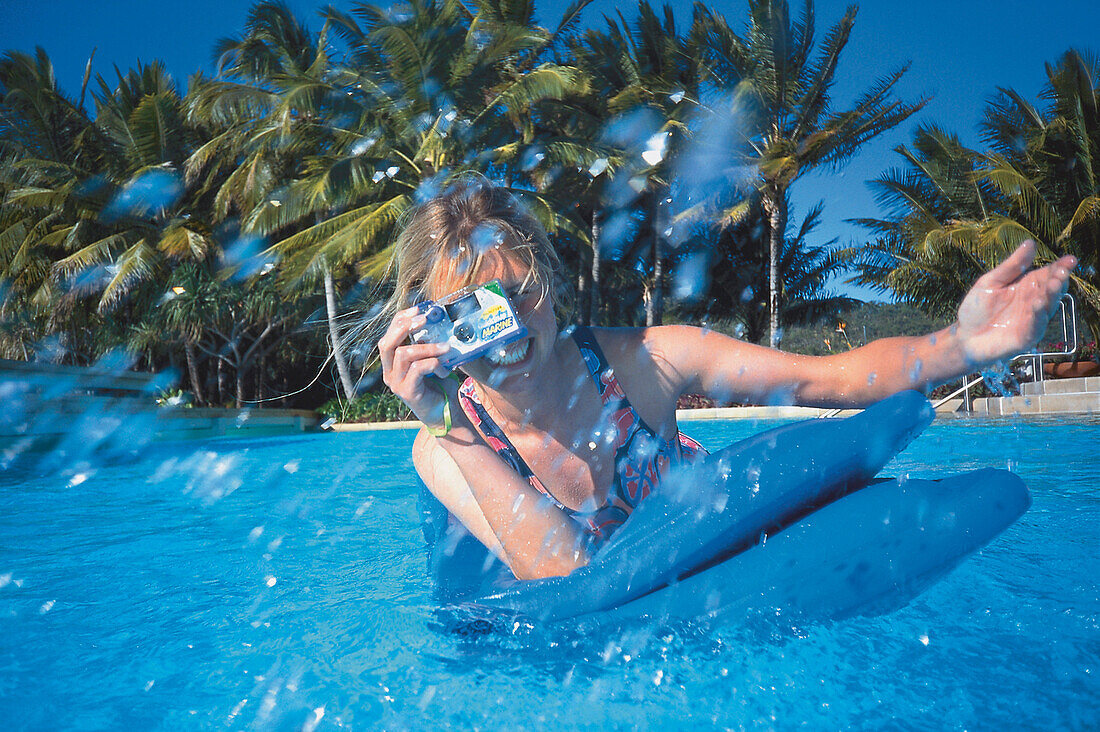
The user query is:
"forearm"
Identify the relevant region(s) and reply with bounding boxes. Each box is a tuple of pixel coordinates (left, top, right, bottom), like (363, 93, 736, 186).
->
(431, 419, 590, 579)
(663, 325, 965, 409)
(808, 323, 973, 406)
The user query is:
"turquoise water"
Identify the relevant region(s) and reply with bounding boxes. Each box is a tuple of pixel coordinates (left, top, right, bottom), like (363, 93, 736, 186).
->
(1, 418, 1098, 729)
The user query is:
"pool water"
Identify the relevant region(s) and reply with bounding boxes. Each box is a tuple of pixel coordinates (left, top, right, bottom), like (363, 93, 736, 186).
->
(1, 418, 1098, 729)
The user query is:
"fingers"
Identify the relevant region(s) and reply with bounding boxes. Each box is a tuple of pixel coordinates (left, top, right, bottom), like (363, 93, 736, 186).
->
(1007, 255, 1074, 337)
(391, 342, 450, 377)
(982, 240, 1037, 288)
(379, 305, 452, 389)
(378, 306, 425, 373)
(406, 356, 450, 384)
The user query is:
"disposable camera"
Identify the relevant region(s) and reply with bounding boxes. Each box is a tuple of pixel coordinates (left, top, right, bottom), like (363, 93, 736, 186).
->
(411, 279, 528, 370)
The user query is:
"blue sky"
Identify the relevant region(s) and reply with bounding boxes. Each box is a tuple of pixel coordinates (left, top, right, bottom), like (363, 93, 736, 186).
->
(2, 0, 1098, 301)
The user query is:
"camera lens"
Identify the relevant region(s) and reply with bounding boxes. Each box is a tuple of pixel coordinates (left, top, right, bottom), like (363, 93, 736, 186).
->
(453, 322, 475, 342)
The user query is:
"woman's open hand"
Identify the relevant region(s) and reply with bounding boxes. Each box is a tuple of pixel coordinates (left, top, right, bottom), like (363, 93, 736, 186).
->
(956, 240, 1077, 366)
(378, 306, 454, 429)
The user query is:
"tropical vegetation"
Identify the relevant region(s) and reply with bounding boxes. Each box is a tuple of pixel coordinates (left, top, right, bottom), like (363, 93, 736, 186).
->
(3, 0, 1093, 416)
(846, 49, 1100, 345)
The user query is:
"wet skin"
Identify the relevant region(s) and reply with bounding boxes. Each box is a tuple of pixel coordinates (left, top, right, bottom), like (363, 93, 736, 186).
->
(378, 240, 1077, 579)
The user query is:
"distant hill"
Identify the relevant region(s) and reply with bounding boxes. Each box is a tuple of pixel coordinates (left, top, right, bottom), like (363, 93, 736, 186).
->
(683, 302, 953, 355)
(777, 303, 953, 356)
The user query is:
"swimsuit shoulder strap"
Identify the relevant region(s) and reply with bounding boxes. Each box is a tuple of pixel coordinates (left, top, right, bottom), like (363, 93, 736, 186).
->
(570, 325, 628, 407)
(455, 377, 557, 503)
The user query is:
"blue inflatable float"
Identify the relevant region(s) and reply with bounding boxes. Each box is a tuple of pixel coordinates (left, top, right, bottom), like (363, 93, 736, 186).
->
(419, 391, 1029, 630)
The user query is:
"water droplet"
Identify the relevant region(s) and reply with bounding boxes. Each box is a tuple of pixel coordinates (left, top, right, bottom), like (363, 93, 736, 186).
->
(909, 359, 923, 383)
(470, 222, 505, 253)
(100, 169, 183, 223)
(672, 252, 709, 303)
(349, 135, 377, 156)
(642, 131, 669, 166)
(221, 233, 273, 282)
(520, 146, 545, 171)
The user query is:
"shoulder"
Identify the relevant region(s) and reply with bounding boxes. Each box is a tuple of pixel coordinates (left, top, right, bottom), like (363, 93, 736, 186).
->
(587, 324, 711, 383)
(582, 326, 697, 427)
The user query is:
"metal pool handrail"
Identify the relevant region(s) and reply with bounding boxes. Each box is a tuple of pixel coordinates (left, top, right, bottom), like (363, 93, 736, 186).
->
(820, 294, 1078, 418)
(1013, 294, 1078, 383)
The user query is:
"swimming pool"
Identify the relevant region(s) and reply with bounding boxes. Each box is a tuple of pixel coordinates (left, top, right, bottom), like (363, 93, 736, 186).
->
(2, 417, 1097, 729)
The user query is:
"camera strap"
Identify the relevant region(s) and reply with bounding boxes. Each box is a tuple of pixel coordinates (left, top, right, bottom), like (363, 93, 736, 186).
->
(425, 372, 463, 438)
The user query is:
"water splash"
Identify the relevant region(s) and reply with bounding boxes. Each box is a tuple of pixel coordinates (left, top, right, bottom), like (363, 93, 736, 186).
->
(470, 222, 505, 253)
(671, 251, 709, 303)
(101, 169, 184, 223)
(220, 232, 274, 282)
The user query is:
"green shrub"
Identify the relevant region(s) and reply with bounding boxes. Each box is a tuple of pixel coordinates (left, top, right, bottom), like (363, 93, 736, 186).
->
(319, 390, 413, 423)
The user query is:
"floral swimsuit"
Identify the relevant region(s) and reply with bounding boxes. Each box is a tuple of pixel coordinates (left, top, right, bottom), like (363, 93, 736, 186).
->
(456, 325, 706, 541)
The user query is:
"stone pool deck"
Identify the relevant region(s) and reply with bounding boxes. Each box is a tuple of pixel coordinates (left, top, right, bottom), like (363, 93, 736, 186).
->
(332, 377, 1099, 431)
(971, 375, 1100, 418)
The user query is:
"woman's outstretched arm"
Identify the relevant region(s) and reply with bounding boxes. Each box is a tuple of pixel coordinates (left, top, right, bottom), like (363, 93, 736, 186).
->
(647, 241, 1077, 408)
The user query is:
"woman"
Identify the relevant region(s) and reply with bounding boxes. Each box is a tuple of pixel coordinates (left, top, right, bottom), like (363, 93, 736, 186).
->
(378, 181, 1076, 581)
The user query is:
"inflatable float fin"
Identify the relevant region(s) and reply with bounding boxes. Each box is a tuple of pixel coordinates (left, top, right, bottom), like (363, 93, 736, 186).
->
(467, 390, 935, 622)
(577, 468, 1029, 627)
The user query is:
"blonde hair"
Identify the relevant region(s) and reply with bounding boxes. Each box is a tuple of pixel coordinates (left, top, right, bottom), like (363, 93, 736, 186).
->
(346, 179, 572, 370)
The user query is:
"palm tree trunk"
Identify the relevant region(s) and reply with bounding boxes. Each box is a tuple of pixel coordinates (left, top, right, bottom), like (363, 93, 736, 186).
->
(764, 189, 788, 349)
(256, 354, 265, 404)
(646, 192, 664, 326)
(184, 339, 204, 405)
(324, 265, 356, 400)
(590, 210, 603, 327)
(217, 359, 226, 405)
(576, 245, 591, 326)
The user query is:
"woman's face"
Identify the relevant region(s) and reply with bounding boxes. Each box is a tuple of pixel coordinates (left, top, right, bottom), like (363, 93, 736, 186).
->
(429, 252, 556, 391)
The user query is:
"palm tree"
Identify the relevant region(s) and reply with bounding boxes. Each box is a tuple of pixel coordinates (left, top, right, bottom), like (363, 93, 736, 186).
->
(704, 0, 925, 347)
(235, 0, 590, 382)
(188, 1, 365, 398)
(567, 1, 709, 326)
(0, 48, 103, 361)
(848, 51, 1100, 341)
(842, 125, 995, 318)
(678, 196, 858, 342)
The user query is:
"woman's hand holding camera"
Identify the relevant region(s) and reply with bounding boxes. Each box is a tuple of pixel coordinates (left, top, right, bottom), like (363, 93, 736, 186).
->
(379, 306, 457, 431)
